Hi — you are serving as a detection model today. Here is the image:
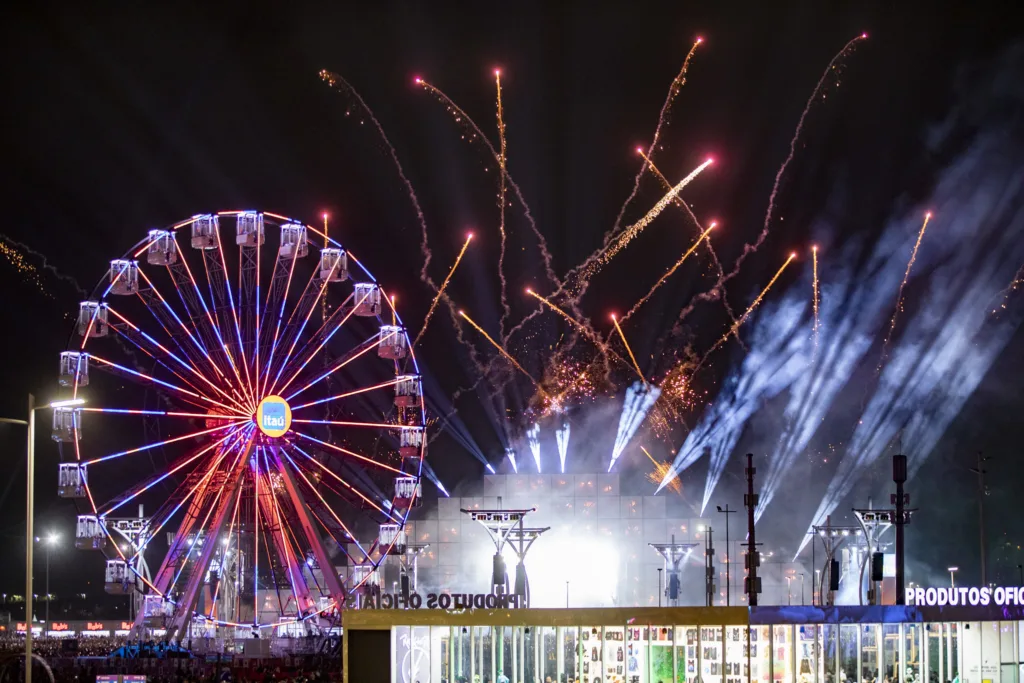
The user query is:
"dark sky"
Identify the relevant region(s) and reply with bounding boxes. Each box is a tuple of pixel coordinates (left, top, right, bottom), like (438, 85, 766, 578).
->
(1, 2, 1023, 602)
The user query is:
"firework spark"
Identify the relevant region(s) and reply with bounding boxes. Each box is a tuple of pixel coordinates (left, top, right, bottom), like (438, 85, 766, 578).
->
(611, 314, 646, 384)
(495, 69, 511, 337)
(812, 245, 820, 359)
(722, 33, 869, 281)
(526, 288, 614, 356)
(458, 309, 543, 390)
(621, 221, 717, 322)
(414, 233, 474, 347)
(703, 252, 798, 361)
(0, 238, 52, 298)
(877, 211, 933, 372)
(642, 445, 682, 495)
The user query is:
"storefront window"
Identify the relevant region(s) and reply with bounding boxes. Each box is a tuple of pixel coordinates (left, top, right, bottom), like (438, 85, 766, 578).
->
(796, 625, 820, 683)
(925, 624, 942, 683)
(882, 624, 900, 683)
(649, 626, 674, 683)
(474, 625, 494, 683)
(434, 626, 449, 682)
(581, 626, 603, 683)
(724, 625, 746, 683)
(678, 626, 697, 683)
(393, 625, 432, 683)
(840, 625, 858, 683)
(625, 624, 645, 683)
(541, 626, 557, 682)
(563, 626, 580, 682)
(749, 626, 770, 683)
(821, 625, 837, 683)
(604, 626, 626, 683)
(702, 626, 724, 683)
(774, 625, 795, 683)
(903, 624, 922, 683)
(453, 626, 471, 682)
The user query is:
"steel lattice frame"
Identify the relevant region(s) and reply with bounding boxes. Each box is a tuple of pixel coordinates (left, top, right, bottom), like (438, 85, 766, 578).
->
(57, 211, 425, 641)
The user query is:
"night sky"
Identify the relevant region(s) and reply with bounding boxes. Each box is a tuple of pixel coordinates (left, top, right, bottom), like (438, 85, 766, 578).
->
(2, 2, 1023, 609)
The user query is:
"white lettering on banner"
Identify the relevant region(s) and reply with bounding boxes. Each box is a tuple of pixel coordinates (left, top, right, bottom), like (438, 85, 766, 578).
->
(909, 585, 1024, 607)
(358, 591, 523, 610)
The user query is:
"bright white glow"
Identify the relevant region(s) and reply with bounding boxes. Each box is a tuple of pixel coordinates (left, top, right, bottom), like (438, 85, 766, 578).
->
(555, 421, 571, 474)
(50, 398, 86, 409)
(46, 533, 60, 546)
(610, 382, 661, 471)
(505, 447, 518, 473)
(527, 423, 541, 472)
(498, 531, 619, 608)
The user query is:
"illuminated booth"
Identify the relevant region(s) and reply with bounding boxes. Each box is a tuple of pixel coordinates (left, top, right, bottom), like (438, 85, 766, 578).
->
(342, 601, 1024, 683)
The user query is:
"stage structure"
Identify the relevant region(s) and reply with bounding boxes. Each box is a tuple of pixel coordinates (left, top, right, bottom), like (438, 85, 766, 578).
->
(461, 507, 539, 605)
(810, 518, 863, 606)
(57, 210, 426, 642)
(648, 536, 699, 607)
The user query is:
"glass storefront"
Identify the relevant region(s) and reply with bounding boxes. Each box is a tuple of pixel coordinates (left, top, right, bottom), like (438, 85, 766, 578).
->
(350, 606, 1024, 683)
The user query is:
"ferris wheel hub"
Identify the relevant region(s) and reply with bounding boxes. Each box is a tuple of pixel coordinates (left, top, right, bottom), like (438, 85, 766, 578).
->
(256, 395, 292, 438)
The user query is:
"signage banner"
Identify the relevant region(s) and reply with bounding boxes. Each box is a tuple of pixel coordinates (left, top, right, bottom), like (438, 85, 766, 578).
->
(909, 585, 1024, 607)
(358, 591, 524, 610)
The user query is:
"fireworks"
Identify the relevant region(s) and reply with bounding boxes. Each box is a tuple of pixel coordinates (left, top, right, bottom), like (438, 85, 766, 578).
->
(495, 69, 511, 336)
(878, 211, 933, 372)
(703, 252, 798, 362)
(414, 233, 474, 347)
(621, 221, 717, 322)
(610, 314, 646, 384)
(458, 309, 543, 391)
(0, 238, 51, 297)
(642, 446, 682, 495)
(812, 245, 820, 359)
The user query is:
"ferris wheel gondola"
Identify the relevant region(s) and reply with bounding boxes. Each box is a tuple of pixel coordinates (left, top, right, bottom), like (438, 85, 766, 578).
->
(56, 210, 425, 640)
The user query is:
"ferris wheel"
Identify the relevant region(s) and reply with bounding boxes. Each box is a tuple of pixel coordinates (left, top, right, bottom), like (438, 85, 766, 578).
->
(54, 210, 425, 640)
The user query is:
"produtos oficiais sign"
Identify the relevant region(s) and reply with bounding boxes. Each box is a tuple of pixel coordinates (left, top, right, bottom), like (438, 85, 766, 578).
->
(358, 592, 524, 610)
(909, 586, 1024, 607)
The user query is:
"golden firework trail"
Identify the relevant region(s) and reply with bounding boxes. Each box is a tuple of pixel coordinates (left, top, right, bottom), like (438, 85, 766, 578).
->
(621, 221, 717, 323)
(611, 314, 646, 384)
(596, 158, 714, 269)
(705, 252, 798, 359)
(877, 211, 932, 373)
(495, 69, 511, 336)
(525, 288, 617, 356)
(812, 245, 820, 359)
(642, 446, 682, 495)
(414, 233, 474, 347)
(458, 309, 543, 391)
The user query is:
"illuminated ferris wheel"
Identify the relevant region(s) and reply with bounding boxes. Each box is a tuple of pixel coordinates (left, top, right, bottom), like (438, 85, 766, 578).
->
(54, 211, 425, 640)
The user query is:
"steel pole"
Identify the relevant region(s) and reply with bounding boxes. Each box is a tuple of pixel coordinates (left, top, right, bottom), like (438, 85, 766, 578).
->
(26, 393, 35, 683)
(45, 545, 50, 626)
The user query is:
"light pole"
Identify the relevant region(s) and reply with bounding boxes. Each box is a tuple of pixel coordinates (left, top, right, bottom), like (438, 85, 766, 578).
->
(786, 576, 792, 605)
(37, 533, 60, 626)
(800, 573, 805, 605)
(948, 566, 958, 588)
(657, 568, 663, 608)
(717, 505, 736, 606)
(0, 395, 85, 683)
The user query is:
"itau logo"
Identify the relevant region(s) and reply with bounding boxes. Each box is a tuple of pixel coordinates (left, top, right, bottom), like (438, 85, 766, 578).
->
(257, 396, 291, 438)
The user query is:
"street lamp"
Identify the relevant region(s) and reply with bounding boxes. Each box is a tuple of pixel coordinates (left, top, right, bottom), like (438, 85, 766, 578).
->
(37, 533, 60, 627)
(716, 505, 736, 606)
(948, 566, 959, 588)
(0, 394, 85, 683)
(786, 576, 792, 605)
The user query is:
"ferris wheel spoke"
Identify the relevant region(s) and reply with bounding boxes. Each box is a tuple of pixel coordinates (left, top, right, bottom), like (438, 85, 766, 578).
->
(207, 461, 246, 619)
(81, 407, 249, 420)
(265, 270, 335, 397)
(292, 418, 420, 430)
(268, 446, 350, 602)
(82, 419, 249, 466)
(166, 242, 251, 409)
(259, 249, 303, 398)
(106, 301, 250, 413)
(96, 425, 247, 518)
(279, 446, 371, 561)
(202, 235, 257, 408)
(283, 330, 392, 402)
(273, 291, 359, 398)
(293, 430, 404, 476)
(290, 376, 404, 411)
(105, 321, 215, 403)
(258, 448, 316, 617)
(136, 268, 226, 385)
(174, 239, 254, 410)
(89, 354, 247, 416)
(143, 427, 249, 595)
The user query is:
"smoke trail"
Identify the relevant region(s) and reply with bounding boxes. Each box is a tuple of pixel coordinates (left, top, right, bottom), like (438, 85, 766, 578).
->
(562, 38, 705, 299)
(876, 212, 933, 372)
(0, 235, 87, 297)
(721, 34, 868, 282)
(413, 233, 474, 348)
(620, 221, 717, 323)
(416, 78, 559, 288)
(494, 70, 512, 338)
(660, 297, 807, 492)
